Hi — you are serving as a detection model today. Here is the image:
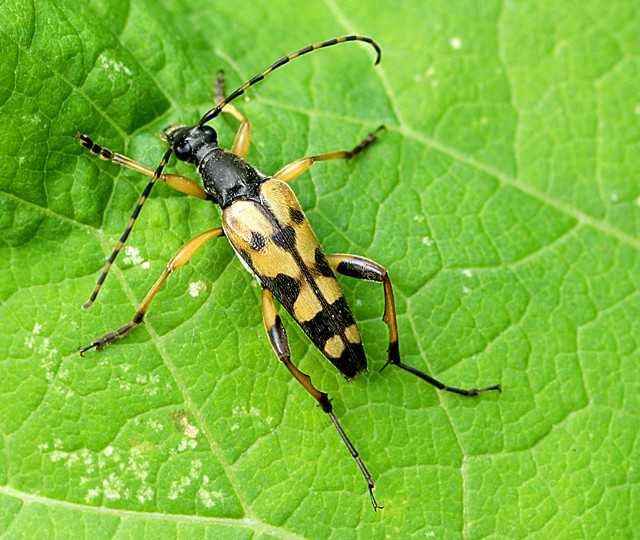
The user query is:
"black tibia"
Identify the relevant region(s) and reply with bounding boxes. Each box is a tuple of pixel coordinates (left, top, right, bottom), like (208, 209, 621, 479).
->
(328, 254, 501, 396)
(260, 288, 381, 510)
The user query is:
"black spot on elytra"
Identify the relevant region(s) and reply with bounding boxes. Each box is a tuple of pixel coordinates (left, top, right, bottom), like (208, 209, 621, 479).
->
(289, 207, 304, 224)
(336, 341, 366, 379)
(299, 296, 354, 345)
(261, 273, 301, 308)
(315, 248, 334, 277)
(299, 296, 365, 379)
(250, 231, 267, 251)
(272, 225, 296, 249)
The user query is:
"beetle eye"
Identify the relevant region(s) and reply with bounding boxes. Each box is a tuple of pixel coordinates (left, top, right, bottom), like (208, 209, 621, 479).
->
(201, 125, 217, 143)
(174, 140, 192, 161)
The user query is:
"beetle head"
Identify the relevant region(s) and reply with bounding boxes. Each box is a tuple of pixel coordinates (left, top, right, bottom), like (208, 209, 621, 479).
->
(162, 123, 218, 163)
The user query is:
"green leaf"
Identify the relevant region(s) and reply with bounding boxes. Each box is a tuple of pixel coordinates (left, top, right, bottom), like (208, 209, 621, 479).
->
(1, 0, 638, 538)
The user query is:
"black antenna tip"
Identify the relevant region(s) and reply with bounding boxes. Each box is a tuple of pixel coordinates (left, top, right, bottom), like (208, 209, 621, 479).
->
(373, 46, 382, 65)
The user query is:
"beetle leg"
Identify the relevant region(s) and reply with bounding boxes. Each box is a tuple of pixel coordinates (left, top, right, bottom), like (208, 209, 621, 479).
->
(273, 126, 385, 182)
(79, 228, 224, 354)
(327, 254, 501, 396)
(261, 288, 381, 510)
(77, 133, 210, 308)
(215, 70, 251, 158)
(76, 133, 209, 200)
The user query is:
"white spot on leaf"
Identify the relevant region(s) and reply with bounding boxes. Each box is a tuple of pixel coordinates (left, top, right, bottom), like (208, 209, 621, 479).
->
(422, 236, 434, 246)
(450, 37, 462, 49)
(123, 246, 148, 267)
(188, 280, 207, 297)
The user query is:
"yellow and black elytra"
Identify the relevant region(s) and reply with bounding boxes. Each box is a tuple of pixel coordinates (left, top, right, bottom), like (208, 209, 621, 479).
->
(78, 35, 500, 510)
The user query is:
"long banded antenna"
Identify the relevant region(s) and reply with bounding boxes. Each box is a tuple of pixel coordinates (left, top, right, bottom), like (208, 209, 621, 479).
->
(82, 145, 174, 308)
(198, 35, 381, 127)
(82, 36, 380, 308)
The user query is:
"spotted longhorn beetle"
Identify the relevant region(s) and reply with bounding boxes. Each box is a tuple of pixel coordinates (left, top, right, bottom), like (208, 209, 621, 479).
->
(78, 35, 500, 509)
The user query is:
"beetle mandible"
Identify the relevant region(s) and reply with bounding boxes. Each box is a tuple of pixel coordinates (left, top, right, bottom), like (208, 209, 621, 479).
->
(78, 35, 500, 509)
